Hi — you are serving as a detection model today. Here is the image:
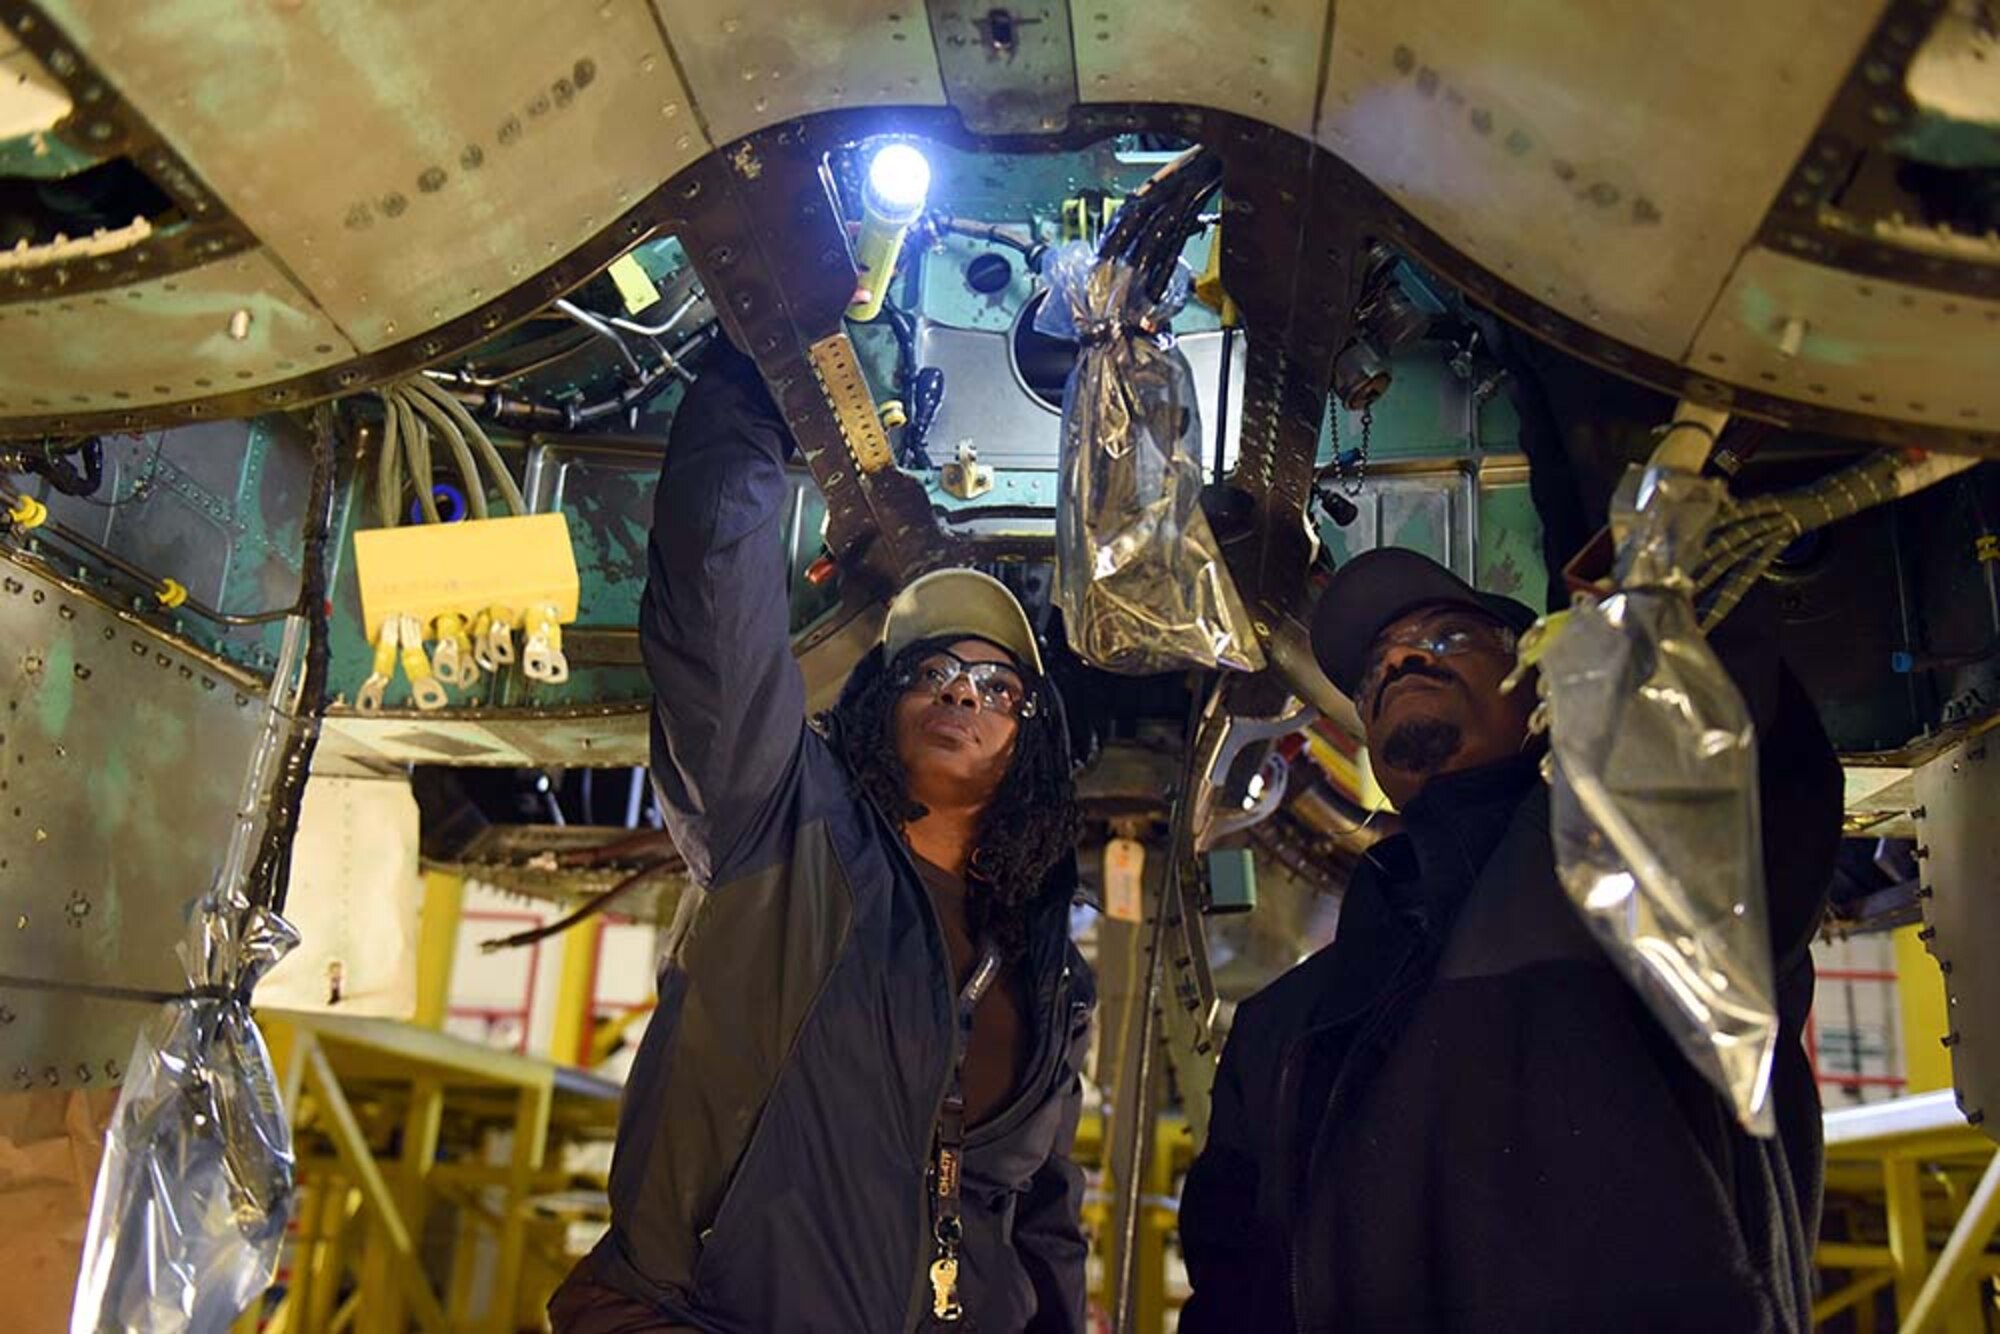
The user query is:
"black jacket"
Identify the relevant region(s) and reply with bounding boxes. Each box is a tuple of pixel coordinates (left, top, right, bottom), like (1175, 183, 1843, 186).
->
(552, 345, 1094, 1333)
(1180, 616, 1841, 1332)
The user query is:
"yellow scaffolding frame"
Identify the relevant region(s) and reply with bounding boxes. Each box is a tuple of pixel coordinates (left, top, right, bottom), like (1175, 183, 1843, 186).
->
(1815, 1092, 2000, 1332)
(235, 1008, 615, 1334)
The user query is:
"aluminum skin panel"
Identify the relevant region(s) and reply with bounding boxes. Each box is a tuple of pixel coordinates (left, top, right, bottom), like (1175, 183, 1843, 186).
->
(0, 553, 268, 1089)
(1689, 247, 2000, 435)
(38, 0, 707, 351)
(1316, 0, 1885, 360)
(653, 0, 945, 146)
(1072, 0, 1331, 140)
(1912, 737, 2000, 1141)
(0, 248, 357, 413)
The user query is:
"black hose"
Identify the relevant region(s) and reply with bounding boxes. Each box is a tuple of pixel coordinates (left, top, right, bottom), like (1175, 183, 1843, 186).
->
(247, 406, 340, 915)
(25, 438, 103, 497)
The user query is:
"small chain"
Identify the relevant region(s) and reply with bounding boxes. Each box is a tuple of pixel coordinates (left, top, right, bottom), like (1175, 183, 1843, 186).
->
(1343, 407, 1373, 497)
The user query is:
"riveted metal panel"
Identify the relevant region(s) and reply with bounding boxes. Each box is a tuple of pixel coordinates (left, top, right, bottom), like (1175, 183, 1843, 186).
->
(1688, 247, 2000, 434)
(651, 0, 945, 146)
(1072, 0, 1331, 139)
(0, 553, 268, 1090)
(0, 248, 357, 413)
(1911, 737, 2000, 1141)
(1316, 0, 1884, 359)
(36, 0, 707, 351)
(927, 0, 1077, 136)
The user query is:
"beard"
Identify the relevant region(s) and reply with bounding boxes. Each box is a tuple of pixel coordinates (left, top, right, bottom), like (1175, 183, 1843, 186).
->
(1380, 717, 1463, 775)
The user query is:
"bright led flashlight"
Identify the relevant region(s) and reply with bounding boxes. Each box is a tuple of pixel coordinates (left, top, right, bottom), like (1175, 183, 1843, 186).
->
(846, 142, 931, 322)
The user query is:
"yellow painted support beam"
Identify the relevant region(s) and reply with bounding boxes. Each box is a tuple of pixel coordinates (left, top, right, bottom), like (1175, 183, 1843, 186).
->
(1816, 1271, 1897, 1325)
(415, 871, 465, 1030)
(304, 1042, 452, 1334)
(1820, 1241, 1896, 1269)
(490, 1079, 555, 1334)
(1899, 1150, 2000, 1333)
(361, 1078, 447, 1334)
(1885, 1157, 1931, 1319)
(1894, 925, 1954, 1095)
(549, 913, 604, 1067)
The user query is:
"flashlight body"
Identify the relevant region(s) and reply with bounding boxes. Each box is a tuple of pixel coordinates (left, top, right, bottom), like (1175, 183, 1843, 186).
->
(846, 213, 914, 322)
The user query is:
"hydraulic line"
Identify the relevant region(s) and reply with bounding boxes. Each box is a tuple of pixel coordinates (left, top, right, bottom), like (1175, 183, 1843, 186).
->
(0, 487, 292, 625)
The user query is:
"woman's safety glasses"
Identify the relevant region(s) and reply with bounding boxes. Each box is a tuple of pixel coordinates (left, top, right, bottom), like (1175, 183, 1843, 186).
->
(894, 648, 1038, 720)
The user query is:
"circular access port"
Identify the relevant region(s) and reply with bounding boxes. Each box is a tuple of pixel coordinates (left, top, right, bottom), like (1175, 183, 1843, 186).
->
(966, 252, 1015, 295)
(1010, 289, 1077, 411)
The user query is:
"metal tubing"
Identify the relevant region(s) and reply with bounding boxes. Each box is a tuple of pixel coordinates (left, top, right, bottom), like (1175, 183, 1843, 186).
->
(1111, 865, 1170, 1334)
(1898, 1150, 2000, 1332)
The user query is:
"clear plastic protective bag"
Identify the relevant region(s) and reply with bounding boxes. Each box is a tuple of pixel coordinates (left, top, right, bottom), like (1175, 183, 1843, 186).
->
(1037, 240, 1265, 675)
(1532, 465, 1779, 1136)
(69, 891, 299, 1333)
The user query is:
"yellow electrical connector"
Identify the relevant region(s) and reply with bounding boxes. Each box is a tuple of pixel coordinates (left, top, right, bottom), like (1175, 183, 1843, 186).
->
(154, 577, 190, 609)
(1194, 221, 1239, 327)
(397, 612, 449, 711)
(7, 493, 48, 530)
(356, 617, 400, 713)
(352, 512, 579, 643)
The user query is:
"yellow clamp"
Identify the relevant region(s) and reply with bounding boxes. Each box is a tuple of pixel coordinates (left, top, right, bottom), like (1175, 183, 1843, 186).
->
(1501, 609, 1572, 697)
(397, 612, 450, 711)
(1978, 534, 1998, 563)
(154, 577, 189, 610)
(7, 494, 48, 530)
(356, 616, 401, 713)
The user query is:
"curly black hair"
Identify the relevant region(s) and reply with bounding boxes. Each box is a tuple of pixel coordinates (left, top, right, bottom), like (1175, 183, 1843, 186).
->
(824, 635, 1081, 957)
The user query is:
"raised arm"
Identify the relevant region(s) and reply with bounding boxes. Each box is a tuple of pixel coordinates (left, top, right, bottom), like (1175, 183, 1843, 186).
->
(641, 339, 806, 884)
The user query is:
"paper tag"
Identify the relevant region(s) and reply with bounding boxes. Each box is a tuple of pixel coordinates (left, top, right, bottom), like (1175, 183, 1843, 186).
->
(608, 253, 658, 314)
(1104, 837, 1145, 923)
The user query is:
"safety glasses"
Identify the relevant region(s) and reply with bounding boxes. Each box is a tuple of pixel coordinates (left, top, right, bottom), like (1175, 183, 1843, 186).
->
(1356, 611, 1517, 711)
(894, 648, 1038, 720)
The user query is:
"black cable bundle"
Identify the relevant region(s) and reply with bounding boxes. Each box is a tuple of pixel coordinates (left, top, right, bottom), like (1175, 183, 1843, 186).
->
(1096, 147, 1224, 307)
(247, 407, 340, 915)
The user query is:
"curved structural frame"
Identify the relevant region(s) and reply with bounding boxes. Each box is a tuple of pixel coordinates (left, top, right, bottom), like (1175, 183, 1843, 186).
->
(0, 0, 1991, 457)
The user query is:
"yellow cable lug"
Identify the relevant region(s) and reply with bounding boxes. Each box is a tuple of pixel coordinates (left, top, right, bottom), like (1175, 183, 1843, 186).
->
(489, 605, 518, 665)
(397, 613, 449, 711)
(431, 612, 474, 686)
(154, 577, 190, 610)
(7, 494, 49, 530)
(470, 609, 496, 672)
(521, 603, 569, 684)
(355, 616, 400, 714)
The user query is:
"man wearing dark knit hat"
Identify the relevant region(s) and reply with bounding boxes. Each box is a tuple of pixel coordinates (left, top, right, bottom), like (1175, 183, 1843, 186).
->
(1179, 547, 1841, 1333)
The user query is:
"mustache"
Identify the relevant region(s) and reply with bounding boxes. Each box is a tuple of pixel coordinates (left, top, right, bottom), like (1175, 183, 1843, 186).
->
(1372, 660, 1460, 720)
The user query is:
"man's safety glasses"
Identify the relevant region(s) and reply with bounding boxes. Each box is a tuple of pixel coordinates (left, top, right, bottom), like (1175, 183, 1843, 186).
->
(894, 649, 1038, 720)
(1356, 611, 1517, 711)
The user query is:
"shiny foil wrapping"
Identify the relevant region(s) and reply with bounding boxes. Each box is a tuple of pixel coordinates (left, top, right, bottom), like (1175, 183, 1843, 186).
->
(1536, 466, 1779, 1136)
(1037, 241, 1264, 675)
(70, 893, 298, 1333)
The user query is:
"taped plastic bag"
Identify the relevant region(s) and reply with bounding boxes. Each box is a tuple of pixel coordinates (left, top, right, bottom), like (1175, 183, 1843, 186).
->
(73, 614, 309, 1333)
(1038, 239, 1264, 675)
(69, 893, 299, 1333)
(1529, 465, 1778, 1136)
